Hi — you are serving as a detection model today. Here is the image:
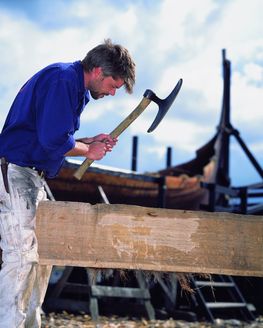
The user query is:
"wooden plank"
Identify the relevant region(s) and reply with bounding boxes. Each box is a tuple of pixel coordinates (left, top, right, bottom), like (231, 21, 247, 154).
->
(36, 201, 263, 277)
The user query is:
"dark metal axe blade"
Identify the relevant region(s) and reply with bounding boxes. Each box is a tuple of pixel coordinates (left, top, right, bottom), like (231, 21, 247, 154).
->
(144, 78, 183, 133)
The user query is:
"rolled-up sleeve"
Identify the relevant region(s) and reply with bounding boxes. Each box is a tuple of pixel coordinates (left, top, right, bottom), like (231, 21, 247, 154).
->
(36, 77, 77, 160)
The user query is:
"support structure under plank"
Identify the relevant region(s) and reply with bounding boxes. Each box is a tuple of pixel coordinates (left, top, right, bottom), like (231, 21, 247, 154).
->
(36, 201, 263, 277)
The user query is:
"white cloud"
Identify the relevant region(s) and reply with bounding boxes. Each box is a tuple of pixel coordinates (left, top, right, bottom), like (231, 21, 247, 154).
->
(130, 114, 212, 154)
(243, 63, 263, 84)
(232, 71, 263, 124)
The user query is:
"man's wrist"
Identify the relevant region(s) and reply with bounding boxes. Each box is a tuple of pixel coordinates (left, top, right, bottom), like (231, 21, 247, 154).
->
(76, 139, 90, 145)
(84, 143, 90, 157)
(76, 137, 94, 145)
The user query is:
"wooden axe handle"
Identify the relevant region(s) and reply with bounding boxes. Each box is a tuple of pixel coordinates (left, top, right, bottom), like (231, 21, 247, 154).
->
(73, 97, 152, 180)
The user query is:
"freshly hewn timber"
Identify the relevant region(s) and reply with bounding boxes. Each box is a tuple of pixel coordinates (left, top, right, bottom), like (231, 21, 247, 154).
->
(36, 201, 263, 277)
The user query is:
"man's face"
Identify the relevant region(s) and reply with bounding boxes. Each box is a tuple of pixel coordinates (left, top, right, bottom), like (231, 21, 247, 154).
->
(88, 69, 124, 100)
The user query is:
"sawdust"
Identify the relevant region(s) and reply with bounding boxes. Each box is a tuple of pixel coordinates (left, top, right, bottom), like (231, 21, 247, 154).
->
(85, 268, 202, 293)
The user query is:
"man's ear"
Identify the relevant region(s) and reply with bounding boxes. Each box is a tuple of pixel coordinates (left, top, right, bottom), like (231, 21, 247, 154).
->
(93, 67, 103, 78)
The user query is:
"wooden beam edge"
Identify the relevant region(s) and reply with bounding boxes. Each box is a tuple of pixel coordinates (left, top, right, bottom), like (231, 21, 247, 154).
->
(39, 259, 263, 277)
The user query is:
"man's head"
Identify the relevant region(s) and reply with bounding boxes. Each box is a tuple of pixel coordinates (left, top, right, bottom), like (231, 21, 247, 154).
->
(82, 39, 135, 99)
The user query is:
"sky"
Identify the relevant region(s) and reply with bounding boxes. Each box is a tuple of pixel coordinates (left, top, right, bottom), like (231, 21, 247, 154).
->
(0, 0, 262, 186)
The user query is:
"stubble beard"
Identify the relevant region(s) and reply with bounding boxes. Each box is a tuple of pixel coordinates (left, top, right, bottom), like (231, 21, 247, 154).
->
(90, 90, 101, 99)
(89, 79, 106, 100)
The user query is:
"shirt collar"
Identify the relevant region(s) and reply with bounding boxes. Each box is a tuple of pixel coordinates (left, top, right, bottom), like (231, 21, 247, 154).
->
(73, 61, 90, 103)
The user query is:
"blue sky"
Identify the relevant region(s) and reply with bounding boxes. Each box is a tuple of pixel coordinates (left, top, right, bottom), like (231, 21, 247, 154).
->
(0, 0, 262, 186)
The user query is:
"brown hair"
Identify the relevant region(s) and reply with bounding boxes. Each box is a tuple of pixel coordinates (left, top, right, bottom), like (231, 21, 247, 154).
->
(81, 39, 135, 94)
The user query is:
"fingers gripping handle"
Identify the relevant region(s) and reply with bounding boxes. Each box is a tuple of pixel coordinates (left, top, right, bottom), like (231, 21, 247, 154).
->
(73, 97, 152, 180)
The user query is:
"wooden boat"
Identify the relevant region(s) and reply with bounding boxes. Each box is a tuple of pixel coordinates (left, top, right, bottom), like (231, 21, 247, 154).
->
(46, 155, 213, 210)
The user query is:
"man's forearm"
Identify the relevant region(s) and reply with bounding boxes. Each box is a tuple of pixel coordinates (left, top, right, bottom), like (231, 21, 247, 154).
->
(64, 141, 89, 157)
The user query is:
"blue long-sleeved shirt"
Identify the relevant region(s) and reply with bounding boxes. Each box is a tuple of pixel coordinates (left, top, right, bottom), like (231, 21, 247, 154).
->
(0, 61, 90, 178)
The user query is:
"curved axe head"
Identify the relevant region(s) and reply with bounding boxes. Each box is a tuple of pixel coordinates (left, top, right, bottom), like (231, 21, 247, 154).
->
(144, 78, 183, 133)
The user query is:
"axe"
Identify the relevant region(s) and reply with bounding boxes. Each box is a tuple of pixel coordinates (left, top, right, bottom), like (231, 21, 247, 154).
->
(73, 78, 183, 180)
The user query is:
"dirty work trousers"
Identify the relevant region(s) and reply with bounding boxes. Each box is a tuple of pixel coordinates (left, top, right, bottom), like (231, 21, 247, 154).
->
(0, 164, 52, 328)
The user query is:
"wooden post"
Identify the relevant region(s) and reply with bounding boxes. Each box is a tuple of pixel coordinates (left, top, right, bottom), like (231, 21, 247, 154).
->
(131, 136, 138, 172)
(166, 147, 172, 168)
(36, 201, 263, 277)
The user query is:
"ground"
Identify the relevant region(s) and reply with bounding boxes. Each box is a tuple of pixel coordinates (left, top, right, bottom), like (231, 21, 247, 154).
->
(41, 313, 263, 328)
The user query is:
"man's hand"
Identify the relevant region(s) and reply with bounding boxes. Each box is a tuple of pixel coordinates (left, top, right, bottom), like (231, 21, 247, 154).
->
(87, 134, 118, 159)
(65, 134, 118, 160)
(93, 133, 117, 152)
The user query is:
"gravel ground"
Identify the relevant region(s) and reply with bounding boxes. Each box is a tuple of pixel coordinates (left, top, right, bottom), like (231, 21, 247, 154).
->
(41, 313, 263, 328)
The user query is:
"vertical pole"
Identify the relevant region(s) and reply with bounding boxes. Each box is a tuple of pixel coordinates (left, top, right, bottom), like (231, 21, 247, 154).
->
(131, 136, 138, 172)
(208, 183, 216, 211)
(166, 147, 172, 168)
(239, 187, 248, 214)
(217, 48, 231, 187)
(158, 176, 167, 208)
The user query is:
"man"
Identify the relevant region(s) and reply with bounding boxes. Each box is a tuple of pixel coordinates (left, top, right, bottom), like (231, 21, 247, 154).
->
(0, 39, 135, 328)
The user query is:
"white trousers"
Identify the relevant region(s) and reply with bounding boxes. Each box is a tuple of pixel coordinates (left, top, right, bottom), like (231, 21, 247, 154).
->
(0, 164, 52, 328)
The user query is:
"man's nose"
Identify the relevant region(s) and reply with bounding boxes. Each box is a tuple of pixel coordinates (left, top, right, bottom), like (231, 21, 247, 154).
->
(109, 89, 116, 96)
